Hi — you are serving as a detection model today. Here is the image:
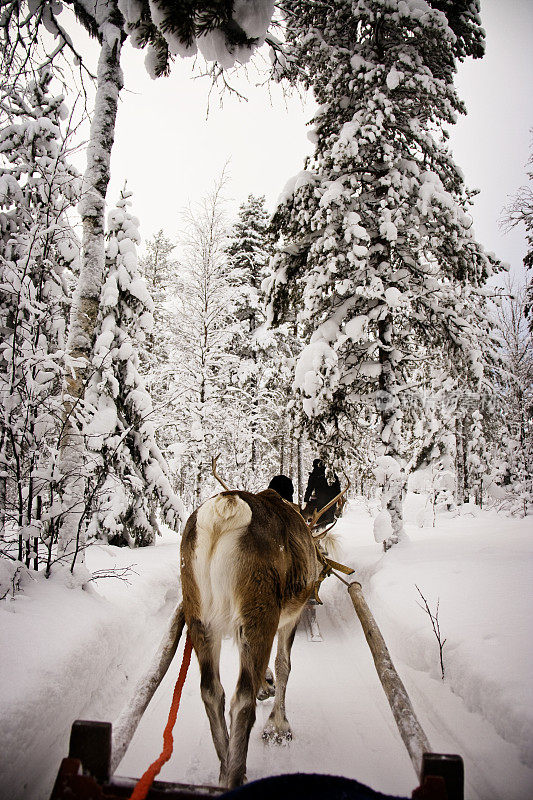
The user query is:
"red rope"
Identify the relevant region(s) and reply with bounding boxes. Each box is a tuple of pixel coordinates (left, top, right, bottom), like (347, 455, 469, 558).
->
(129, 632, 193, 800)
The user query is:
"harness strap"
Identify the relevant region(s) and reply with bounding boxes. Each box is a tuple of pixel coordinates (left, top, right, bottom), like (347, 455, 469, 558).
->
(313, 546, 355, 603)
(129, 632, 193, 800)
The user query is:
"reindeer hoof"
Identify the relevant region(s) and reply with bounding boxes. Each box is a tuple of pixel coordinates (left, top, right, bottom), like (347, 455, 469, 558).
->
(262, 722, 292, 744)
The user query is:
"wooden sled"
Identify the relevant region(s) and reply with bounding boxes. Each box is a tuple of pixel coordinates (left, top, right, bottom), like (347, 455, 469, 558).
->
(50, 719, 463, 799)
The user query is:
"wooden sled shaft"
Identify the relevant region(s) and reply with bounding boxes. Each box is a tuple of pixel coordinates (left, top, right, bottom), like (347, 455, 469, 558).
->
(347, 581, 464, 799)
(347, 581, 431, 776)
(110, 603, 186, 774)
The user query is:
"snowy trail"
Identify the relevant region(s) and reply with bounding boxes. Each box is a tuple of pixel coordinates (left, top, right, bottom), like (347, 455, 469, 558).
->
(115, 505, 533, 800)
(115, 578, 532, 800)
(3, 499, 531, 800)
(116, 578, 416, 797)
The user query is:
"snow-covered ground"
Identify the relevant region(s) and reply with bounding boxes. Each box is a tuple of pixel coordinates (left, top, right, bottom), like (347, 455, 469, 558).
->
(1, 495, 532, 800)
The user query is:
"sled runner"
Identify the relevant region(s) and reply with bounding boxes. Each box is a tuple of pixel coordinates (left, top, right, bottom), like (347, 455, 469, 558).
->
(303, 600, 323, 642)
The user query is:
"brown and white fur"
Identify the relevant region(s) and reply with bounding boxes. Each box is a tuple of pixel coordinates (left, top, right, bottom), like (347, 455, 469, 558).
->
(180, 489, 319, 789)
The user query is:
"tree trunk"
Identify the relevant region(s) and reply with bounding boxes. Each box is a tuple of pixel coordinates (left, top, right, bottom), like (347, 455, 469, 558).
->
(251, 438, 257, 472)
(460, 415, 470, 503)
(455, 415, 466, 505)
(279, 433, 285, 474)
(288, 419, 294, 479)
(0, 431, 6, 542)
(24, 463, 34, 569)
(57, 29, 124, 568)
(378, 316, 405, 548)
(296, 435, 304, 506)
(195, 459, 203, 505)
(34, 495, 41, 571)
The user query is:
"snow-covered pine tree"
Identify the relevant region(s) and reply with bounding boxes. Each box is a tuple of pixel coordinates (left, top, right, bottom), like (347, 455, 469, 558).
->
(227, 195, 270, 345)
(136, 229, 186, 484)
(466, 409, 487, 508)
(0, 68, 80, 569)
(225, 194, 318, 491)
(83, 189, 184, 548)
(225, 194, 281, 485)
(140, 230, 178, 399)
(268, 0, 501, 547)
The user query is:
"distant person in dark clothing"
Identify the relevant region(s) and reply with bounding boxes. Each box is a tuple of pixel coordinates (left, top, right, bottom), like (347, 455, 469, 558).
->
(329, 474, 341, 496)
(304, 459, 339, 524)
(304, 459, 329, 505)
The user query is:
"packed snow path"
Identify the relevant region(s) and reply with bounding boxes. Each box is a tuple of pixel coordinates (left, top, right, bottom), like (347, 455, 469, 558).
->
(115, 502, 533, 800)
(2, 498, 532, 800)
(116, 581, 420, 796)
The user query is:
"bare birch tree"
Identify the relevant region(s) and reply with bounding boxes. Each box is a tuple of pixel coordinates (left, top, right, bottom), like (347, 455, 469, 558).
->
(56, 6, 125, 564)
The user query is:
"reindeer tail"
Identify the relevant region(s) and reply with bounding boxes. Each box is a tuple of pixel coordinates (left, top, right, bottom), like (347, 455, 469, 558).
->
(197, 492, 252, 535)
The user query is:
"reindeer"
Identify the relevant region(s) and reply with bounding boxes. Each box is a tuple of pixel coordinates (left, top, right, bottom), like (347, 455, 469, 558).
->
(180, 464, 348, 789)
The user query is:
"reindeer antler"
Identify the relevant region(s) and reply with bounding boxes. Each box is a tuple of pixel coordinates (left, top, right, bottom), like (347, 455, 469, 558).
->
(308, 479, 350, 531)
(212, 454, 232, 491)
(312, 519, 337, 540)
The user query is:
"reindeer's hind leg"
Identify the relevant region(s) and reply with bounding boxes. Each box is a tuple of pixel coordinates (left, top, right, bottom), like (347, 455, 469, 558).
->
(226, 614, 278, 789)
(262, 618, 299, 743)
(257, 667, 276, 700)
(188, 620, 229, 784)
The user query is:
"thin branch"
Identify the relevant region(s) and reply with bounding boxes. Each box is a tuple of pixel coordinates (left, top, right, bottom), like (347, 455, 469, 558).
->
(415, 584, 447, 680)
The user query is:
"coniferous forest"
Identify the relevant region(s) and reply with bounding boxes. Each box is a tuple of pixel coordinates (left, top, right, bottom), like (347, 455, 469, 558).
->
(0, 3, 532, 799)
(1, 0, 530, 572)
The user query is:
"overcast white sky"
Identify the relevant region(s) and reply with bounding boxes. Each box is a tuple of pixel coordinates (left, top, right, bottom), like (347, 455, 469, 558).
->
(91, 1, 532, 278)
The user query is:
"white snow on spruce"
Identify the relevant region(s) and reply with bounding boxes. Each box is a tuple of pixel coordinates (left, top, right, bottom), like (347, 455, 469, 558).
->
(197, 0, 274, 68)
(386, 66, 403, 91)
(379, 209, 398, 242)
(319, 179, 346, 208)
(373, 508, 394, 543)
(344, 314, 368, 342)
(384, 286, 404, 308)
(117, 0, 143, 26)
(84, 393, 119, 440)
(276, 170, 317, 207)
(374, 455, 403, 483)
(1, 502, 533, 799)
(294, 338, 337, 416)
(332, 121, 361, 160)
(233, 0, 275, 39)
(344, 210, 369, 243)
(359, 360, 382, 378)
